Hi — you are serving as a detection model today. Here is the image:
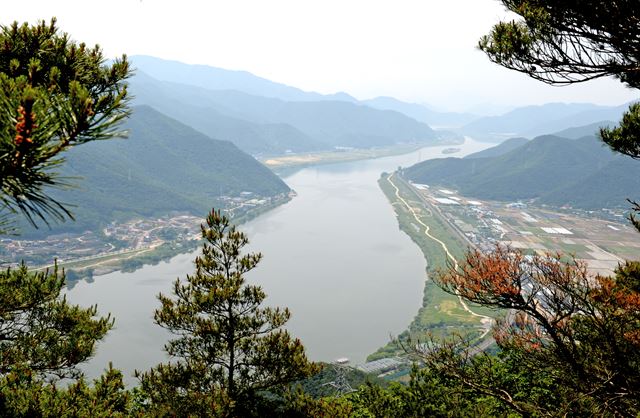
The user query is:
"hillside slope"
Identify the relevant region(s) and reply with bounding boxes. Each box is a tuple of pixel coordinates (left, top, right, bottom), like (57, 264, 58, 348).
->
(34, 106, 290, 234)
(403, 135, 634, 209)
(362, 96, 478, 128)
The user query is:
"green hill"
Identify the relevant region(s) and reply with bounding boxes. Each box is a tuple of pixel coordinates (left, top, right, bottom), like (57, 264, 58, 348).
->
(403, 134, 637, 209)
(23, 106, 289, 235)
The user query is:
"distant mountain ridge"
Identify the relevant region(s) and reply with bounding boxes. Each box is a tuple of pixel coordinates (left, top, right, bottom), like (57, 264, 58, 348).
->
(130, 70, 441, 155)
(460, 102, 634, 141)
(131, 56, 636, 147)
(131, 55, 358, 103)
(403, 133, 638, 209)
(551, 121, 615, 139)
(130, 72, 325, 155)
(362, 96, 478, 128)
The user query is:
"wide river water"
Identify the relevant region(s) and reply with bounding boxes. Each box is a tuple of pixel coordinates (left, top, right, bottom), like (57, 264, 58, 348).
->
(67, 138, 490, 384)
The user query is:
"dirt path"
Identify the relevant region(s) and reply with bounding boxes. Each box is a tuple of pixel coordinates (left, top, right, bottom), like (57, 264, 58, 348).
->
(387, 173, 493, 337)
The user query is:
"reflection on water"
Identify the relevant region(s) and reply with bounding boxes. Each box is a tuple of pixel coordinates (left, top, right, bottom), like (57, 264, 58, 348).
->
(67, 138, 491, 384)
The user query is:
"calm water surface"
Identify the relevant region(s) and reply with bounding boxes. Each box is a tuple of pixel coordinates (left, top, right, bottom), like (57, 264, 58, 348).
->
(67, 138, 490, 384)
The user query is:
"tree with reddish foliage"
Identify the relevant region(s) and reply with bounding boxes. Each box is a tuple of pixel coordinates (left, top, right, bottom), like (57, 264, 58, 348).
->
(423, 246, 640, 416)
(407, 3, 640, 415)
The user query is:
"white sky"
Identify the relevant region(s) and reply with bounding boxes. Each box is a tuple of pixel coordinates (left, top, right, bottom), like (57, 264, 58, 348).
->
(4, 0, 638, 111)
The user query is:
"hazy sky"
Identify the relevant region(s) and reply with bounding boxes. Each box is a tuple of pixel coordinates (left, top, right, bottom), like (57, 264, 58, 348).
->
(4, 0, 638, 111)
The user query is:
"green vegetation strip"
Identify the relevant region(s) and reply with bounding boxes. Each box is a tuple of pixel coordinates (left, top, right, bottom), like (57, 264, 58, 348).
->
(368, 173, 494, 361)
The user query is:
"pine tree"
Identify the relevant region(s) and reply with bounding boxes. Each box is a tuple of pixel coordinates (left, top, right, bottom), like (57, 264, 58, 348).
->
(0, 18, 130, 230)
(0, 264, 112, 379)
(137, 209, 319, 416)
(0, 19, 132, 416)
(479, 1, 640, 180)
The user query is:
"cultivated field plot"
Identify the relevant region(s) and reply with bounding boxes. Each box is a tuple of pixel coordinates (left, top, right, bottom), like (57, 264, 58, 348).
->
(410, 183, 640, 276)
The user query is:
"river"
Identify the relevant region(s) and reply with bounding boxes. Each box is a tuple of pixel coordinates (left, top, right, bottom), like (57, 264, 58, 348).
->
(67, 137, 490, 384)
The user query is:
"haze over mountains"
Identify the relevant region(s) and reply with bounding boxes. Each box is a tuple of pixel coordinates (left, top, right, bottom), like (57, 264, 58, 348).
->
(131, 55, 360, 103)
(131, 56, 637, 145)
(130, 60, 443, 155)
(459, 103, 629, 142)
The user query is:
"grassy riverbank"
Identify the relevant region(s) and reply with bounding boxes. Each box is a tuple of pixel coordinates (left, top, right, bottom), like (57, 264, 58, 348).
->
(368, 173, 494, 361)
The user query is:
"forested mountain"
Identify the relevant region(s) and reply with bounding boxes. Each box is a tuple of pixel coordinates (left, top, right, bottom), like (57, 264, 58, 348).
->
(131, 71, 440, 154)
(33, 106, 289, 234)
(404, 134, 638, 209)
(461, 102, 631, 141)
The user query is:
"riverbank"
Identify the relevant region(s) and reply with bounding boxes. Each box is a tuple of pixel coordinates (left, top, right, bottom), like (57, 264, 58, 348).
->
(368, 173, 494, 361)
(67, 138, 495, 383)
(50, 142, 462, 282)
(39, 194, 294, 285)
(260, 140, 462, 174)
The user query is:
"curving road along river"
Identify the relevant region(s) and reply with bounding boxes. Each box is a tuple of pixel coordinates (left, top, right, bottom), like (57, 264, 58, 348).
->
(386, 173, 493, 337)
(67, 138, 491, 385)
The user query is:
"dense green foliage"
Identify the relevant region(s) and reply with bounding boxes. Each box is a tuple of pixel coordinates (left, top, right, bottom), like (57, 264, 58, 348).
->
(404, 134, 640, 209)
(136, 210, 318, 416)
(600, 102, 640, 159)
(0, 19, 130, 228)
(1, 366, 130, 417)
(427, 248, 640, 416)
(0, 19, 133, 417)
(0, 264, 112, 379)
(294, 363, 383, 399)
(22, 105, 290, 235)
(4, 3, 640, 415)
(479, 1, 639, 88)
